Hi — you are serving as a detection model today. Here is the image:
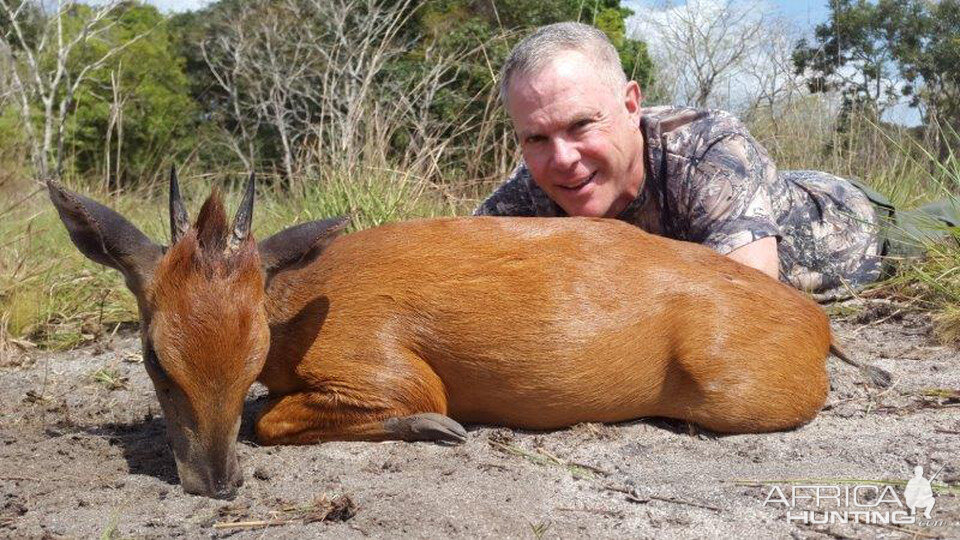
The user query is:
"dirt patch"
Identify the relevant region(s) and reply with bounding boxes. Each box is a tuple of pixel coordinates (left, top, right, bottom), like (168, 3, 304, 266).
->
(2, 306, 958, 538)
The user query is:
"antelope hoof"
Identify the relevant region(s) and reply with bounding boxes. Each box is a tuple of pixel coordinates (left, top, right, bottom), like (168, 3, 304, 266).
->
(385, 413, 467, 444)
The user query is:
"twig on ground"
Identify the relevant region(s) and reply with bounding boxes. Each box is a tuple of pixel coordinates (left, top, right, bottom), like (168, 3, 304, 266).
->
(566, 460, 613, 477)
(535, 446, 564, 466)
(532, 446, 612, 475)
(212, 519, 296, 530)
(603, 484, 723, 512)
(555, 506, 623, 517)
(822, 396, 861, 410)
(489, 440, 600, 479)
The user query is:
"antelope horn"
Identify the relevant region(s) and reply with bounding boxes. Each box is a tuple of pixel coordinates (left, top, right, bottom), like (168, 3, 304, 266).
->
(169, 165, 191, 244)
(229, 171, 255, 252)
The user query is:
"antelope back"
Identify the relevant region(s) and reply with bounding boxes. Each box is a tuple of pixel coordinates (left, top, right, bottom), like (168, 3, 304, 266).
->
(260, 216, 832, 433)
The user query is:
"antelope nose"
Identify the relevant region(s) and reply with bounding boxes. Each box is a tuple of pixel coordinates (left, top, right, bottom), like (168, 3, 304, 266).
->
(213, 482, 239, 500)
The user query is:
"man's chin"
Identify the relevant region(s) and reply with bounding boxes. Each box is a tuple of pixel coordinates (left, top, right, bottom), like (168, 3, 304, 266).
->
(557, 198, 610, 218)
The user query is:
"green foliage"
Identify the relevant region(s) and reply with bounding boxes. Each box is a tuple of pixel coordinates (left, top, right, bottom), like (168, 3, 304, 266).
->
(0, 0, 43, 51)
(64, 3, 197, 185)
(889, 0, 960, 162)
(794, 0, 960, 138)
(793, 0, 898, 122)
(164, 0, 655, 183)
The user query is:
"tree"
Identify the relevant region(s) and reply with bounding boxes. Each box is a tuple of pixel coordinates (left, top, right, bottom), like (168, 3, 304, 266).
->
(794, 0, 960, 154)
(793, 0, 902, 122)
(888, 0, 960, 157)
(180, 0, 654, 184)
(743, 17, 804, 114)
(0, 0, 152, 179)
(193, 0, 456, 183)
(634, 0, 772, 109)
(66, 3, 197, 185)
(404, 0, 655, 179)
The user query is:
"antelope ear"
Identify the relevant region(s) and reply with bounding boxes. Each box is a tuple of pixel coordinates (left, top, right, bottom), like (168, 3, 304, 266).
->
(258, 216, 349, 280)
(47, 180, 163, 296)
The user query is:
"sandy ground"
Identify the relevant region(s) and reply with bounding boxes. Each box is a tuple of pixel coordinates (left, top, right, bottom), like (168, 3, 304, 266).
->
(1, 302, 959, 539)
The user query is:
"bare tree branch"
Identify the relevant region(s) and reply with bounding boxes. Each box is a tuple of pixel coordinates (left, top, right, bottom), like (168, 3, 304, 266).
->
(635, 0, 780, 111)
(0, 0, 156, 179)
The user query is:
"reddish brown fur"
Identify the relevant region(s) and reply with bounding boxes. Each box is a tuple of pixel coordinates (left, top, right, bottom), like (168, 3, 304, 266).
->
(149, 191, 267, 409)
(255, 216, 831, 443)
(52, 176, 835, 497)
(144, 193, 269, 495)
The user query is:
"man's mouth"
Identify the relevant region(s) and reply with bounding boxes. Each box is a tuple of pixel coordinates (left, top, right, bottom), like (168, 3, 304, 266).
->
(559, 171, 596, 191)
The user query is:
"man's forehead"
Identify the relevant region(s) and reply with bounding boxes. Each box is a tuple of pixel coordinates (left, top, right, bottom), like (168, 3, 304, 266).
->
(508, 53, 610, 134)
(510, 50, 597, 96)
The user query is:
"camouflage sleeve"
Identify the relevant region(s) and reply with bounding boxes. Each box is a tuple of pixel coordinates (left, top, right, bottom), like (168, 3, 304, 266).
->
(473, 165, 539, 217)
(676, 134, 781, 254)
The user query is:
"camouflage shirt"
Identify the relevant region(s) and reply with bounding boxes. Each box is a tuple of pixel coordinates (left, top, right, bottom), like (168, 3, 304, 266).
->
(475, 106, 883, 300)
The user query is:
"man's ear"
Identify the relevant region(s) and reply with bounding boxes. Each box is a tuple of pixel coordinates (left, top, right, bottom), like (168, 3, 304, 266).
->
(258, 216, 350, 281)
(624, 80, 642, 121)
(47, 180, 164, 296)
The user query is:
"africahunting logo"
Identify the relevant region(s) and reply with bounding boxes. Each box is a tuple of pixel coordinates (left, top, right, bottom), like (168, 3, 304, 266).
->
(762, 465, 950, 526)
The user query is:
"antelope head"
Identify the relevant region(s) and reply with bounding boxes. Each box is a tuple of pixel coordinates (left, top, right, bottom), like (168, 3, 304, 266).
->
(48, 171, 347, 498)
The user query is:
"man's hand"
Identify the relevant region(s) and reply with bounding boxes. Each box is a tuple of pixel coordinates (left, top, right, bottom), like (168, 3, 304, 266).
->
(726, 236, 779, 281)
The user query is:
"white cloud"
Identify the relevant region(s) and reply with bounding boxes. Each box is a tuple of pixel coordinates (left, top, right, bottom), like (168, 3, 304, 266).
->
(143, 0, 213, 13)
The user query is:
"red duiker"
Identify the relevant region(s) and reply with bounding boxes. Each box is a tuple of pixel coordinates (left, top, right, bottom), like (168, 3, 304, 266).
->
(50, 172, 886, 499)
(48, 171, 345, 499)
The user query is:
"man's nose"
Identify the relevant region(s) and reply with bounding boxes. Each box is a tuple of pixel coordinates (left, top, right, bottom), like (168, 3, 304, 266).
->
(550, 138, 580, 170)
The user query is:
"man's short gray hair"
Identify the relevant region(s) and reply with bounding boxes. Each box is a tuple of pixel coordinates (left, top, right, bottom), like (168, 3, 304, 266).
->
(499, 22, 627, 107)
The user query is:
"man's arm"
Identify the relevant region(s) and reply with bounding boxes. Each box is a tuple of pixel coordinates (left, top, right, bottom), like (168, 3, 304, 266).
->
(726, 236, 779, 280)
(673, 130, 783, 282)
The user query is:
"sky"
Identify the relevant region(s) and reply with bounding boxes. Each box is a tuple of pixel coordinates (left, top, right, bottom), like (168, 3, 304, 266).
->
(146, 0, 833, 22)
(623, 0, 831, 29)
(145, 0, 212, 11)
(749, 0, 831, 28)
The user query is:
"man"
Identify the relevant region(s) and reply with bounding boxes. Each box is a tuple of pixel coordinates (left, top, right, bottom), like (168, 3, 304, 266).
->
(475, 22, 956, 300)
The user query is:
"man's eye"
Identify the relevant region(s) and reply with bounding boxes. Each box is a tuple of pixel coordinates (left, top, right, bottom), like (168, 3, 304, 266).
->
(525, 135, 545, 144)
(572, 119, 592, 130)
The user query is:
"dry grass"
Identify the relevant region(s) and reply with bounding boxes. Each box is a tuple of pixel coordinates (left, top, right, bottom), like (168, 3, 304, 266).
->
(0, 165, 469, 354)
(1, 99, 959, 351)
(875, 236, 960, 343)
(749, 99, 960, 341)
(747, 98, 952, 208)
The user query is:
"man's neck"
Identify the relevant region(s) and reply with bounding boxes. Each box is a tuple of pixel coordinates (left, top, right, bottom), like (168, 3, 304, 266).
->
(606, 134, 646, 218)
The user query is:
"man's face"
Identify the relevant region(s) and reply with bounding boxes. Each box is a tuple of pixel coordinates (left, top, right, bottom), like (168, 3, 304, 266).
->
(506, 50, 644, 218)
